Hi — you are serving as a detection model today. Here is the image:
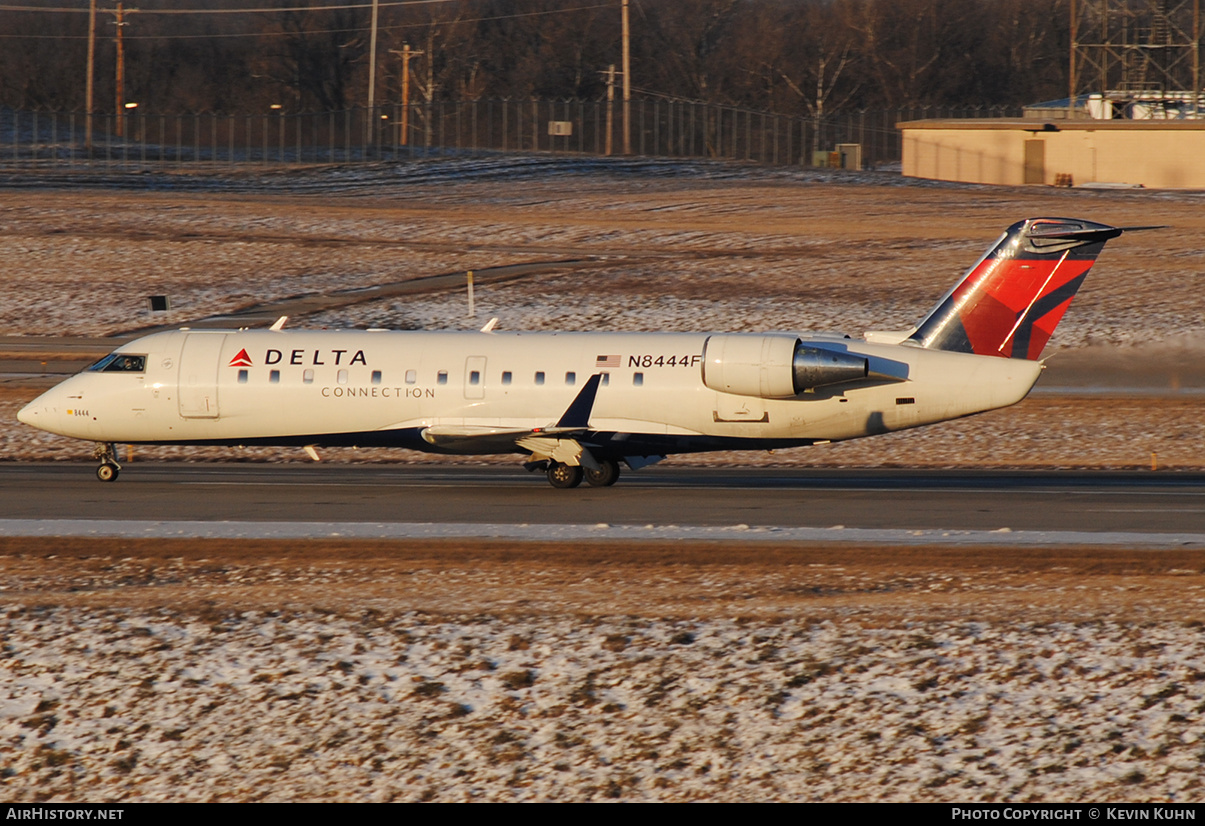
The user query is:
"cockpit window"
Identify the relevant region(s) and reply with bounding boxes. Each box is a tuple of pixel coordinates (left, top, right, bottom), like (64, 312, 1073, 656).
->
(87, 353, 147, 373)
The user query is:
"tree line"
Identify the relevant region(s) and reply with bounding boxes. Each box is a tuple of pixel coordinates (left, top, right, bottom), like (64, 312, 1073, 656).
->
(1, 0, 1073, 115)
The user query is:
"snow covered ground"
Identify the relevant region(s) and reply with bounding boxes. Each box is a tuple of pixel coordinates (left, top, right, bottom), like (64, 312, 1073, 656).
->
(3, 608, 1203, 802)
(2, 157, 1204, 346)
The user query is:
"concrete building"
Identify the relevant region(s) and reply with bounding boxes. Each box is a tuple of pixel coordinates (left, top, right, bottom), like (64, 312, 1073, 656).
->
(899, 119, 1205, 189)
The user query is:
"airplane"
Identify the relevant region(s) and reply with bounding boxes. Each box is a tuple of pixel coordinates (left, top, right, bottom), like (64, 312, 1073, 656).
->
(17, 217, 1134, 488)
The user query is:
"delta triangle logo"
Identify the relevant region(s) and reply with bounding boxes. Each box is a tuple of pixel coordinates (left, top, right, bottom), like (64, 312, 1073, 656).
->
(228, 348, 253, 367)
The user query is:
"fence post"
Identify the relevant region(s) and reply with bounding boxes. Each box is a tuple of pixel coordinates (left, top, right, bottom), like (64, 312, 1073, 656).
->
(577, 99, 584, 153)
(689, 102, 698, 156)
(745, 110, 752, 160)
(666, 101, 674, 156)
(714, 106, 721, 158)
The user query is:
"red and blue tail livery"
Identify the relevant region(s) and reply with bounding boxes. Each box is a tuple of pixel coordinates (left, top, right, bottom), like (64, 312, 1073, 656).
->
(909, 218, 1124, 360)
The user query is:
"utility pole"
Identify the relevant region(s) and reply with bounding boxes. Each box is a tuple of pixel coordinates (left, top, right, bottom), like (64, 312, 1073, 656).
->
(1195, 0, 1201, 119)
(390, 45, 424, 147)
(621, 0, 631, 154)
(426, 29, 435, 148)
(85, 0, 96, 151)
(366, 0, 379, 146)
(1069, 0, 1077, 117)
(605, 64, 615, 156)
(114, 3, 127, 138)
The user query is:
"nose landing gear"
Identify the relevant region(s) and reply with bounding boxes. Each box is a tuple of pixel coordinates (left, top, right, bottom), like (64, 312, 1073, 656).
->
(93, 442, 121, 482)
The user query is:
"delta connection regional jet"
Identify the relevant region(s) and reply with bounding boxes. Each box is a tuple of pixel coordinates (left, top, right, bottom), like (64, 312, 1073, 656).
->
(18, 217, 1136, 488)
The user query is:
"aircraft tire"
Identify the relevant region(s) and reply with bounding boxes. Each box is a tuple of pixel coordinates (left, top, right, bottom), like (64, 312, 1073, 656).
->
(96, 463, 119, 482)
(584, 459, 620, 487)
(546, 462, 583, 489)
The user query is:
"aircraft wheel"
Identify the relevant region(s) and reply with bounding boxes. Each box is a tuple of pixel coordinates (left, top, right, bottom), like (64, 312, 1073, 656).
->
(584, 459, 621, 487)
(546, 462, 583, 489)
(96, 463, 119, 483)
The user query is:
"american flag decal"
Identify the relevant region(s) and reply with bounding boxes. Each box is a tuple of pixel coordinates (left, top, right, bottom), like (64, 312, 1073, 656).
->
(595, 354, 620, 368)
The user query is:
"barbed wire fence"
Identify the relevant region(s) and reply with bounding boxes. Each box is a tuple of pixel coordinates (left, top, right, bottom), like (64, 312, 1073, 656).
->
(0, 100, 1021, 170)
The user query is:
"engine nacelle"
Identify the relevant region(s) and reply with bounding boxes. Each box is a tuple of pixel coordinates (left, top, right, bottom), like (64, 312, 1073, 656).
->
(701, 334, 872, 399)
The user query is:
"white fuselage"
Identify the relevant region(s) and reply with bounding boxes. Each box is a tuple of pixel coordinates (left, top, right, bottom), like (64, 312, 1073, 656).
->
(18, 328, 1042, 457)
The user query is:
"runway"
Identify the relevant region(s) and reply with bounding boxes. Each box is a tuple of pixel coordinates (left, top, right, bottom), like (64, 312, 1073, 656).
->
(3, 463, 1205, 544)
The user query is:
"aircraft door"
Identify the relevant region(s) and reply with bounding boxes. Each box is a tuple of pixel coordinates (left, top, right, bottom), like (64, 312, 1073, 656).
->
(464, 356, 486, 400)
(178, 333, 226, 418)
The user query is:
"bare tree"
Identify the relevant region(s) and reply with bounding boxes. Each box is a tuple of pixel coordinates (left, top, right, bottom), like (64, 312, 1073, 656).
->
(767, 1, 862, 153)
(254, 1, 369, 111)
(0, 0, 1075, 117)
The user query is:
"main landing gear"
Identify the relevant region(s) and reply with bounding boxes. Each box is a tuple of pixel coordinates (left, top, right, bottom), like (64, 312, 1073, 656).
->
(583, 458, 621, 487)
(93, 442, 121, 482)
(543, 458, 621, 489)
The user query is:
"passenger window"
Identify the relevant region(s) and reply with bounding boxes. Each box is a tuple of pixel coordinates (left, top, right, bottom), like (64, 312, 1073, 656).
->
(337, 369, 348, 385)
(270, 370, 280, 384)
(405, 369, 417, 385)
(237, 369, 248, 384)
(565, 372, 576, 385)
(633, 373, 644, 386)
(371, 370, 382, 385)
(303, 369, 314, 384)
(535, 371, 545, 386)
(469, 370, 481, 385)
(502, 371, 512, 385)
(437, 371, 448, 385)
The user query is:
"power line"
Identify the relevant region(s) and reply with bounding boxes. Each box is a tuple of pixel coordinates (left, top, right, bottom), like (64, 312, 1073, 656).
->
(0, 2, 613, 39)
(0, 1, 459, 13)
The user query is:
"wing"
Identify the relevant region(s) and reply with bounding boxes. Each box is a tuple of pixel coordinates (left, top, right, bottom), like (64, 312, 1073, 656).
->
(418, 374, 605, 469)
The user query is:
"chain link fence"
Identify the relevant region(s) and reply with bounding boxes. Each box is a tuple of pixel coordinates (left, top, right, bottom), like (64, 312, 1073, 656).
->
(0, 100, 1021, 170)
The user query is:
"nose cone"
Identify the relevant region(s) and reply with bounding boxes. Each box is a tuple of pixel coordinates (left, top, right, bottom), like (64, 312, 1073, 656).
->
(17, 398, 40, 427)
(17, 386, 67, 435)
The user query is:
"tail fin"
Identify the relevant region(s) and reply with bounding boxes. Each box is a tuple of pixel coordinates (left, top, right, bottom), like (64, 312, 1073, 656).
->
(908, 218, 1123, 360)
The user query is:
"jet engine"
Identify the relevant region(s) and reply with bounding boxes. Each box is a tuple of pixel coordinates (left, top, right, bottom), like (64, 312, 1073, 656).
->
(701, 334, 875, 399)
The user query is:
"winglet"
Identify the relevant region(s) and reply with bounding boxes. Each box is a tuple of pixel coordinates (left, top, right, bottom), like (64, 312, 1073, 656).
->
(555, 374, 602, 429)
(270, 316, 288, 331)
